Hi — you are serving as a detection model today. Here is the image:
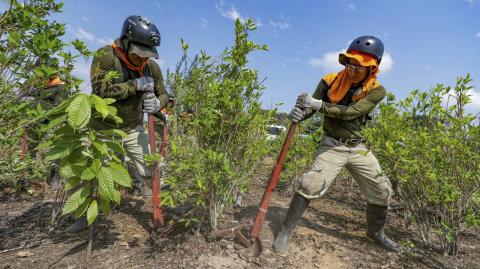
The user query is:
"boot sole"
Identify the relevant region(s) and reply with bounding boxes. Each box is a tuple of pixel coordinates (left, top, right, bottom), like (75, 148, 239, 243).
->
(272, 246, 288, 257)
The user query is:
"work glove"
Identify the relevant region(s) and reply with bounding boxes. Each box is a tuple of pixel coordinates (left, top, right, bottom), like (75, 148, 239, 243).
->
(135, 76, 154, 93)
(290, 106, 305, 123)
(143, 92, 161, 113)
(296, 92, 323, 111)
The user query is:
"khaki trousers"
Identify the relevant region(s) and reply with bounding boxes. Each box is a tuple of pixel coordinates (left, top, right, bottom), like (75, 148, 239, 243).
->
(122, 125, 151, 186)
(298, 136, 393, 206)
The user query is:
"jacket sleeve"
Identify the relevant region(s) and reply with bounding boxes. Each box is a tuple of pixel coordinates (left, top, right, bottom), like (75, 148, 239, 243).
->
(90, 47, 137, 100)
(149, 61, 169, 108)
(319, 86, 386, 121)
(148, 60, 169, 120)
(303, 79, 329, 119)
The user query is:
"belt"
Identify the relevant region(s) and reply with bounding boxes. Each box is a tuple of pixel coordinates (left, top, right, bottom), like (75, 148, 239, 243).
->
(327, 136, 364, 147)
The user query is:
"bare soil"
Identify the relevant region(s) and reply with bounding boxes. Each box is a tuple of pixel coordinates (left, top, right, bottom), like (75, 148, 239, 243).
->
(1, 160, 479, 269)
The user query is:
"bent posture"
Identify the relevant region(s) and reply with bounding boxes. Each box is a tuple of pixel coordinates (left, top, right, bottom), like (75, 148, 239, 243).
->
(274, 36, 399, 255)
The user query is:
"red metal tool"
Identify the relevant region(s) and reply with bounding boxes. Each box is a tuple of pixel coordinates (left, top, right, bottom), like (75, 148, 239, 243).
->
(148, 113, 164, 228)
(215, 122, 298, 256)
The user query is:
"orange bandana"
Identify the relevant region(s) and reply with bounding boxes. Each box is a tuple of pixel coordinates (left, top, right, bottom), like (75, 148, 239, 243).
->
(326, 50, 380, 104)
(112, 43, 148, 76)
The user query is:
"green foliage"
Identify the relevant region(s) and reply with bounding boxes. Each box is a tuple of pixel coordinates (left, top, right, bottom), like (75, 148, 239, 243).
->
(0, 0, 91, 189)
(364, 74, 480, 256)
(165, 19, 273, 230)
(269, 114, 324, 192)
(43, 93, 132, 225)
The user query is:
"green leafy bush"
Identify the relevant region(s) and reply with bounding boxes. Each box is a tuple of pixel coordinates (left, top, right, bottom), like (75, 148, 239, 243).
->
(164, 19, 273, 230)
(42, 93, 131, 225)
(364, 74, 480, 255)
(0, 0, 90, 189)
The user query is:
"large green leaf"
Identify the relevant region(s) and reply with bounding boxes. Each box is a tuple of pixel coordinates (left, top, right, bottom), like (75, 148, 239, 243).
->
(86, 200, 98, 225)
(90, 94, 109, 119)
(105, 140, 126, 156)
(98, 167, 115, 201)
(62, 185, 90, 216)
(74, 198, 91, 219)
(80, 167, 97, 180)
(98, 128, 128, 139)
(66, 94, 91, 129)
(45, 142, 72, 161)
(108, 162, 132, 187)
(99, 198, 111, 215)
(92, 141, 108, 155)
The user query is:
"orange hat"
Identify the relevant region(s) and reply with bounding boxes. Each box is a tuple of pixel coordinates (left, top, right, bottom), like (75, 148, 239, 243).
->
(339, 50, 378, 68)
(46, 76, 65, 88)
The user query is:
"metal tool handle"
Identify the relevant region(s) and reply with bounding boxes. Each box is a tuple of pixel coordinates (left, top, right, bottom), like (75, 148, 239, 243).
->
(148, 113, 164, 228)
(249, 122, 298, 239)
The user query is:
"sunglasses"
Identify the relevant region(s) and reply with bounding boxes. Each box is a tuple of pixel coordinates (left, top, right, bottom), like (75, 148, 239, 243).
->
(345, 63, 369, 73)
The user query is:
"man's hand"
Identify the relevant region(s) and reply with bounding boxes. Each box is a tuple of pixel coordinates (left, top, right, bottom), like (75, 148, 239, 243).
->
(143, 92, 161, 113)
(135, 76, 154, 92)
(296, 92, 323, 111)
(290, 106, 305, 123)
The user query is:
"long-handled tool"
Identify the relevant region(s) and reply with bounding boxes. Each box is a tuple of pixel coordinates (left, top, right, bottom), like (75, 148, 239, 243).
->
(148, 113, 164, 228)
(215, 122, 298, 257)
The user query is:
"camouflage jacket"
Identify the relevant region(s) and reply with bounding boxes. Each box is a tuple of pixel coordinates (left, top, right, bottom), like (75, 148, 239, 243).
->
(90, 39, 168, 130)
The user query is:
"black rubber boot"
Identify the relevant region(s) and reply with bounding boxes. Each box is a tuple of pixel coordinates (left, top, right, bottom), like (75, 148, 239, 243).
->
(366, 204, 400, 252)
(65, 216, 87, 234)
(273, 193, 310, 256)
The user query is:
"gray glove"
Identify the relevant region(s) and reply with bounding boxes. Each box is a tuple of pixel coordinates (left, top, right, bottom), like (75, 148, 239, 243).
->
(143, 92, 161, 113)
(296, 92, 323, 111)
(290, 106, 305, 123)
(135, 76, 154, 92)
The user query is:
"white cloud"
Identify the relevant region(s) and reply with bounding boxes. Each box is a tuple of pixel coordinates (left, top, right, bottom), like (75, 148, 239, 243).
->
(309, 49, 394, 74)
(348, 3, 356, 10)
(379, 51, 393, 73)
(154, 1, 163, 11)
(72, 60, 92, 93)
(215, 2, 246, 23)
(466, 0, 478, 7)
(81, 16, 90, 22)
(476, 32, 480, 39)
(200, 18, 208, 29)
(76, 27, 95, 42)
(269, 20, 291, 31)
(96, 37, 114, 45)
(468, 89, 480, 109)
(73, 26, 113, 46)
(309, 50, 343, 73)
(423, 64, 432, 70)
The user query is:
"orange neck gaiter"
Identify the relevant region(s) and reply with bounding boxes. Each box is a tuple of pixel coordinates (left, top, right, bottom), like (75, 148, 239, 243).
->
(327, 51, 380, 104)
(112, 43, 148, 76)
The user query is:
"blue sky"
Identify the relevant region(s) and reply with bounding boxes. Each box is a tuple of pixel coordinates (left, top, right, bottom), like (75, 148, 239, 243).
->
(3, 0, 480, 113)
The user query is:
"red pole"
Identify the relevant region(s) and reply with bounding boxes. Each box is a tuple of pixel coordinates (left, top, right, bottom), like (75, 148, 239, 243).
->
(20, 127, 28, 160)
(249, 122, 298, 239)
(148, 113, 164, 228)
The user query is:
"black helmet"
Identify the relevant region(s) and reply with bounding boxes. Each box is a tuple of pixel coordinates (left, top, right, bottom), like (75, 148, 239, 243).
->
(121, 15, 161, 47)
(347, 36, 384, 63)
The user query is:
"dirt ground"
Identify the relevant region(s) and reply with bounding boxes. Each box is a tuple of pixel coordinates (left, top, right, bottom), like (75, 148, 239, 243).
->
(1, 161, 479, 269)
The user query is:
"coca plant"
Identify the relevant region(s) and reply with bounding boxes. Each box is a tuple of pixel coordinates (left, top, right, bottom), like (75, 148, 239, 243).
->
(165, 19, 273, 231)
(364, 74, 480, 255)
